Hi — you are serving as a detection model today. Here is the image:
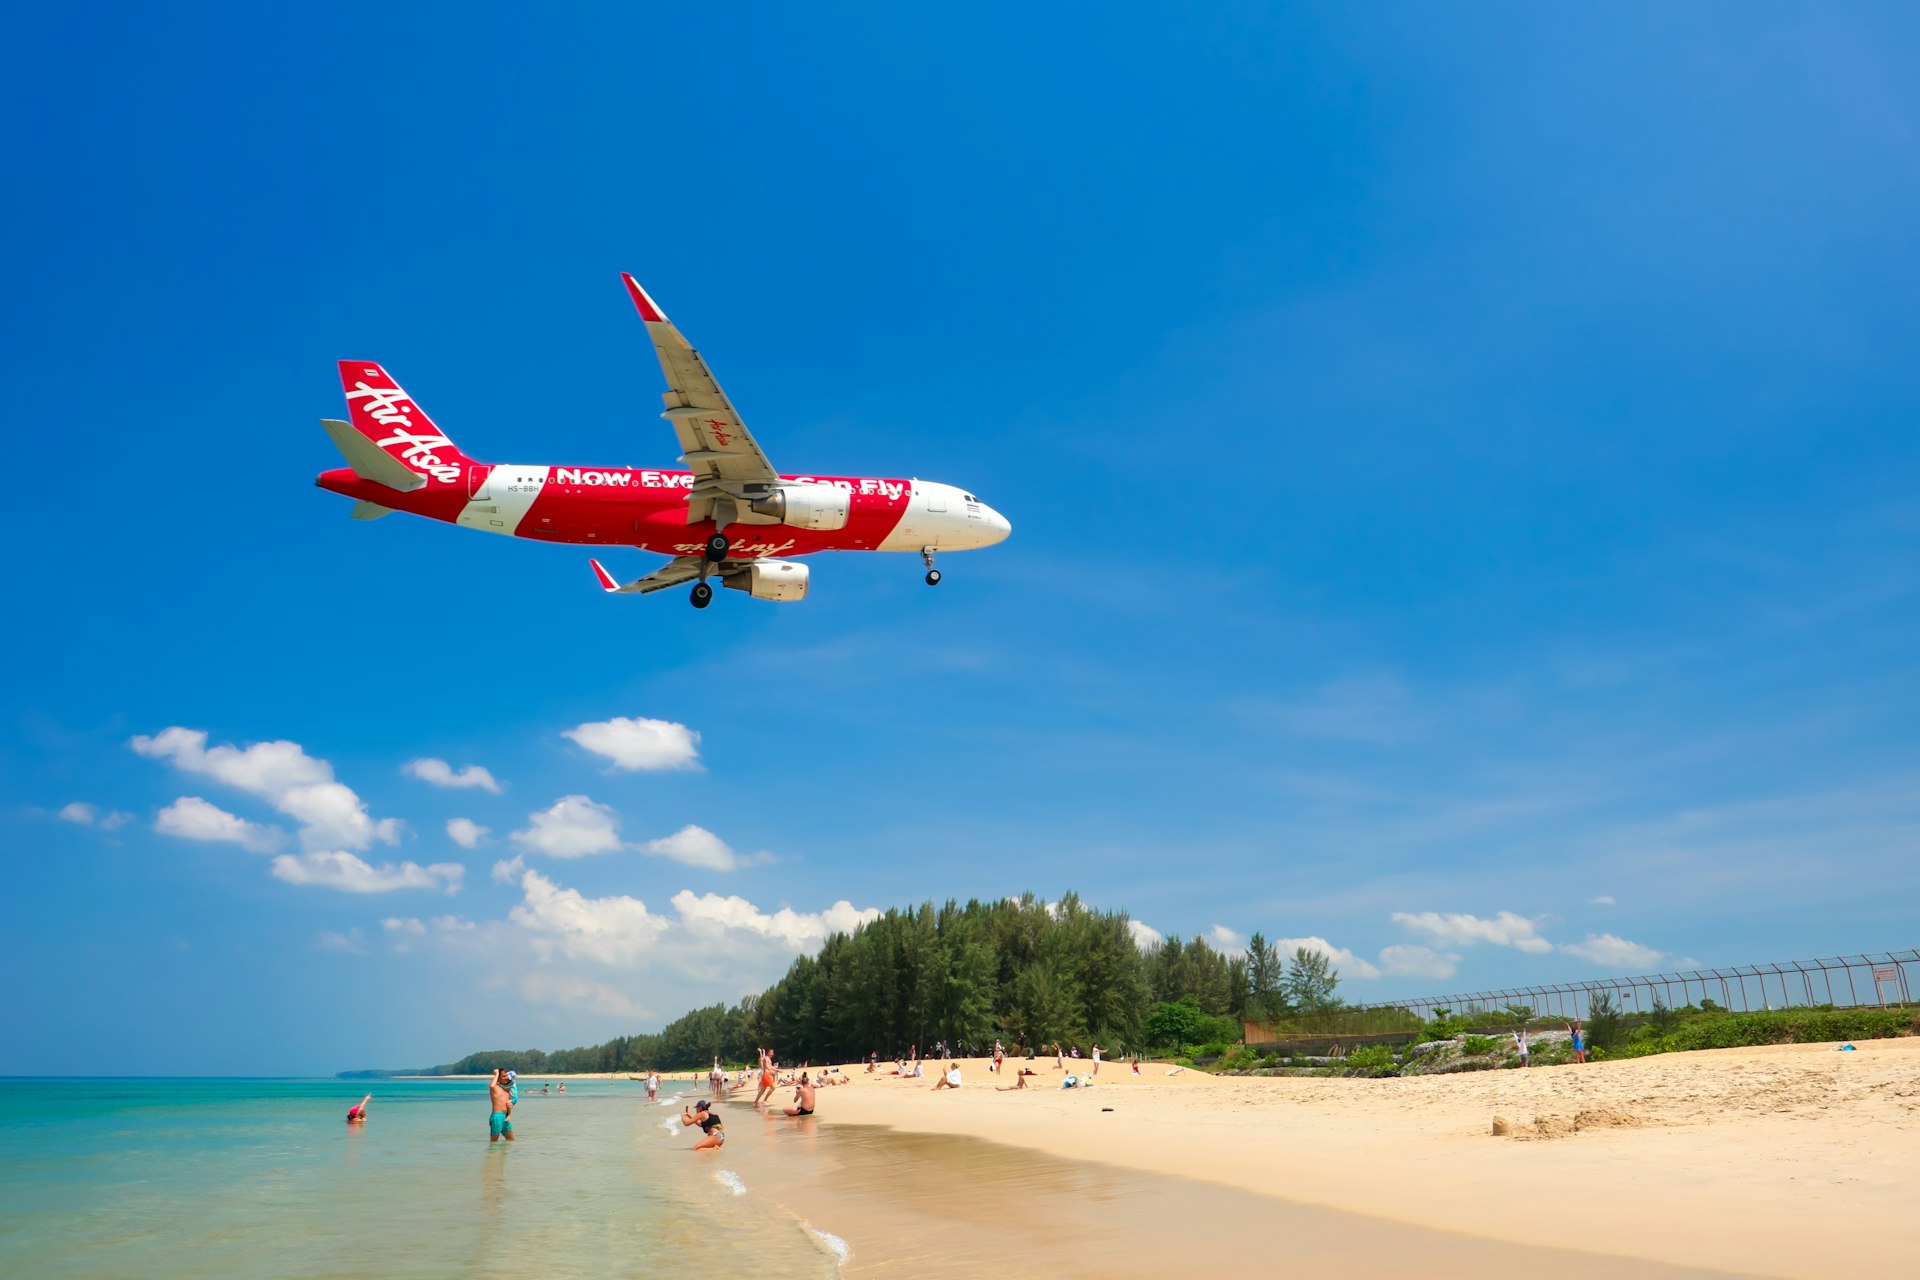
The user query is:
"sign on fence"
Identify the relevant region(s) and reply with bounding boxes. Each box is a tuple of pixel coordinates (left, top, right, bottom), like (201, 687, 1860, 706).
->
(1873, 967, 1898, 982)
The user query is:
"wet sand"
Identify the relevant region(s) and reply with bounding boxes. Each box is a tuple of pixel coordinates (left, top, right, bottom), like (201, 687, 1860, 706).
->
(747, 1121, 1754, 1279)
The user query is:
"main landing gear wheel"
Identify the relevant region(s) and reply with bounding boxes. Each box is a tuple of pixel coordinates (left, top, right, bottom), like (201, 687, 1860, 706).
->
(690, 582, 714, 609)
(925, 570, 942, 586)
(704, 533, 730, 563)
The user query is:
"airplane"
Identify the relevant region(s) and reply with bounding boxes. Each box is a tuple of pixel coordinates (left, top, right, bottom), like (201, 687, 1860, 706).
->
(314, 274, 1011, 607)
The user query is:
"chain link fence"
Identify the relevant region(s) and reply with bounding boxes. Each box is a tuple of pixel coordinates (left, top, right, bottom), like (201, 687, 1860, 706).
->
(1243, 949, 1918, 1044)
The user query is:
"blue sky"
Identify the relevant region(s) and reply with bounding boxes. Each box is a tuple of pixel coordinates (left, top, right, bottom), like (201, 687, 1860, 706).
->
(5, 4, 1918, 1074)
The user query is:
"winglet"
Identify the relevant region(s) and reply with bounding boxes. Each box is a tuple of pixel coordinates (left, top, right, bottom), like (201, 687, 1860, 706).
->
(620, 273, 667, 323)
(589, 558, 621, 592)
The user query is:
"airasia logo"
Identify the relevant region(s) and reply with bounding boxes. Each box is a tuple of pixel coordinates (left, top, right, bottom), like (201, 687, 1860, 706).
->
(346, 380, 461, 483)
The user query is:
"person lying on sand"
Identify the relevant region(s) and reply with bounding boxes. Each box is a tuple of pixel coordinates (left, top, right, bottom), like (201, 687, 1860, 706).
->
(932, 1061, 962, 1090)
(996, 1071, 1036, 1091)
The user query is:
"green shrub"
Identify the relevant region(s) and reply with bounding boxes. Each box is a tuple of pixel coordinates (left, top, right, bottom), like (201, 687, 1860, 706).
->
(1586, 991, 1625, 1052)
(1343, 1044, 1399, 1076)
(1461, 1035, 1499, 1056)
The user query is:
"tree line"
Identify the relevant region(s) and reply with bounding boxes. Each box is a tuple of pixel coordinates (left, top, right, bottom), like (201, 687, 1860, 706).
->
(368, 894, 1344, 1076)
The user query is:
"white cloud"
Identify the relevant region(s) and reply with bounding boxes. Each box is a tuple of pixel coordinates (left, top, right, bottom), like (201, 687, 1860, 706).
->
(1206, 924, 1245, 951)
(491, 854, 526, 884)
(642, 824, 738, 871)
(1391, 910, 1555, 954)
(1377, 944, 1460, 980)
(131, 727, 400, 852)
(670, 891, 879, 951)
(59, 801, 133, 829)
(270, 852, 464, 895)
(513, 795, 623, 858)
(447, 817, 489, 849)
(318, 928, 368, 954)
(1589, 894, 1617, 906)
(1266, 673, 1420, 745)
(563, 716, 702, 771)
(383, 914, 476, 953)
(1275, 935, 1382, 980)
(509, 869, 669, 965)
(405, 758, 503, 793)
(512, 971, 650, 1020)
(1560, 933, 1665, 970)
(1127, 919, 1164, 950)
(154, 796, 282, 853)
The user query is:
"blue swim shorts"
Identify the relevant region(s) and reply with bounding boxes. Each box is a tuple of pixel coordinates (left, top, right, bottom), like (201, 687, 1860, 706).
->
(489, 1111, 513, 1137)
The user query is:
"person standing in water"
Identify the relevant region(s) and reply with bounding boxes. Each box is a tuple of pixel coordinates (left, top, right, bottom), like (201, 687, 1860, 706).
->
(345, 1094, 370, 1124)
(487, 1069, 515, 1143)
(646, 1070, 659, 1102)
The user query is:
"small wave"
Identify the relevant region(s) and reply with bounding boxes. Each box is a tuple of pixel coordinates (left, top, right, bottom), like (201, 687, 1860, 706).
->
(807, 1228, 851, 1267)
(658, 1116, 679, 1135)
(715, 1169, 747, 1196)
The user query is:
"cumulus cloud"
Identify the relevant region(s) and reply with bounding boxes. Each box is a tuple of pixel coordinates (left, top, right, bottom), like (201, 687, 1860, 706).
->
(1275, 935, 1382, 980)
(491, 854, 526, 884)
(512, 795, 623, 858)
(154, 796, 283, 853)
(670, 891, 879, 951)
(1206, 924, 1245, 950)
(642, 824, 738, 871)
(270, 852, 464, 895)
(1560, 933, 1665, 970)
(563, 716, 702, 771)
(405, 758, 502, 793)
(1391, 910, 1555, 954)
(510, 869, 669, 965)
(1127, 919, 1164, 950)
(447, 817, 489, 849)
(1589, 894, 1617, 906)
(131, 727, 400, 852)
(1377, 944, 1460, 980)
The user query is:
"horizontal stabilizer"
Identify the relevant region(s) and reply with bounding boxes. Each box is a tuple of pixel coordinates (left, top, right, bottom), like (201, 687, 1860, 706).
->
(320, 418, 427, 493)
(350, 500, 394, 520)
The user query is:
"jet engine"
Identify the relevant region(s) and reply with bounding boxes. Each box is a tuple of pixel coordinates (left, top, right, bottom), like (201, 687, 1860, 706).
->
(748, 483, 850, 531)
(723, 558, 810, 602)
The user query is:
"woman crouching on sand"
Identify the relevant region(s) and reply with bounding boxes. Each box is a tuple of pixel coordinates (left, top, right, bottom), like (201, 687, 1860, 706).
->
(681, 1099, 725, 1150)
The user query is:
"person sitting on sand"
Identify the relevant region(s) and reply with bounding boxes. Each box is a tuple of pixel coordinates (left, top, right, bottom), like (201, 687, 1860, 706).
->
(784, 1072, 817, 1117)
(932, 1061, 962, 1090)
(996, 1071, 1033, 1091)
(681, 1099, 725, 1150)
(346, 1094, 370, 1124)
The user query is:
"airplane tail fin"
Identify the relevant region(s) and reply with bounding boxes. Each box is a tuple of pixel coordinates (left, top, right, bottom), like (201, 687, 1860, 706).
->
(326, 360, 474, 490)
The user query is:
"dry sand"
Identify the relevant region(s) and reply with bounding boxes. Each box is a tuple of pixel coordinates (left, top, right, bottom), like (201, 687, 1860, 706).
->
(770, 1038, 1919, 1279)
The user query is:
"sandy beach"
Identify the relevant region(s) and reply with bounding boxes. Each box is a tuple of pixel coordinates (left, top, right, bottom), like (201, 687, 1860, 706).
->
(740, 1038, 1920, 1279)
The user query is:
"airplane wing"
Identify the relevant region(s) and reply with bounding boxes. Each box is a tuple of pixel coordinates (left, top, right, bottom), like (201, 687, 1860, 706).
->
(589, 555, 706, 595)
(621, 274, 778, 525)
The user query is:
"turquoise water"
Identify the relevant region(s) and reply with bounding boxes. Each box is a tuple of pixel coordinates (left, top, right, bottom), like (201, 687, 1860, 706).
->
(0, 1078, 842, 1279)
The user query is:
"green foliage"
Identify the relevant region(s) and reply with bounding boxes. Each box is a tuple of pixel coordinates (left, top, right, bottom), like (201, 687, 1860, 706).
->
(1244, 932, 1286, 1022)
(1501, 1004, 1535, 1027)
(1342, 1043, 1399, 1075)
(1282, 947, 1343, 1013)
(1585, 990, 1626, 1052)
(1647, 995, 1680, 1036)
(1422, 1009, 1472, 1039)
(1145, 998, 1206, 1048)
(1461, 1034, 1499, 1055)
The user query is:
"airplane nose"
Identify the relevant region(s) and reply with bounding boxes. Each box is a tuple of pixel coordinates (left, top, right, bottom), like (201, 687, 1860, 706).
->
(988, 508, 1012, 543)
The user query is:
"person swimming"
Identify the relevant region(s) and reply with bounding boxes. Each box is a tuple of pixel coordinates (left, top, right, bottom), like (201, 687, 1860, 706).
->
(346, 1094, 370, 1123)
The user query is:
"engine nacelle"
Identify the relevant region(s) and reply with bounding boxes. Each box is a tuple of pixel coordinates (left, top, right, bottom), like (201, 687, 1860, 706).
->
(748, 483, 850, 531)
(723, 558, 810, 603)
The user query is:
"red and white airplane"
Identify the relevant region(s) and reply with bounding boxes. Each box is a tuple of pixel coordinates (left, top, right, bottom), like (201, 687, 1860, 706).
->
(315, 274, 1011, 607)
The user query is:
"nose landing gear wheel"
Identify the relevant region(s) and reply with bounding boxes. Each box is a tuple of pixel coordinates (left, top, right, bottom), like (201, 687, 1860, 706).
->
(925, 570, 942, 586)
(690, 582, 714, 608)
(704, 534, 730, 563)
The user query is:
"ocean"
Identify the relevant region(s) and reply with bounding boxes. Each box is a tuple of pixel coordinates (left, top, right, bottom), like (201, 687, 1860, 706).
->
(0, 1077, 845, 1279)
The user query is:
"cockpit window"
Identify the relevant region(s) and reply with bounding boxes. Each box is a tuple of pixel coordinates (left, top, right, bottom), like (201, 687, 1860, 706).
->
(964, 494, 976, 502)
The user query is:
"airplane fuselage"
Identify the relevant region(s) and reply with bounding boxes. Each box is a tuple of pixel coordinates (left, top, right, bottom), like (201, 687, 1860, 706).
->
(315, 463, 1010, 560)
